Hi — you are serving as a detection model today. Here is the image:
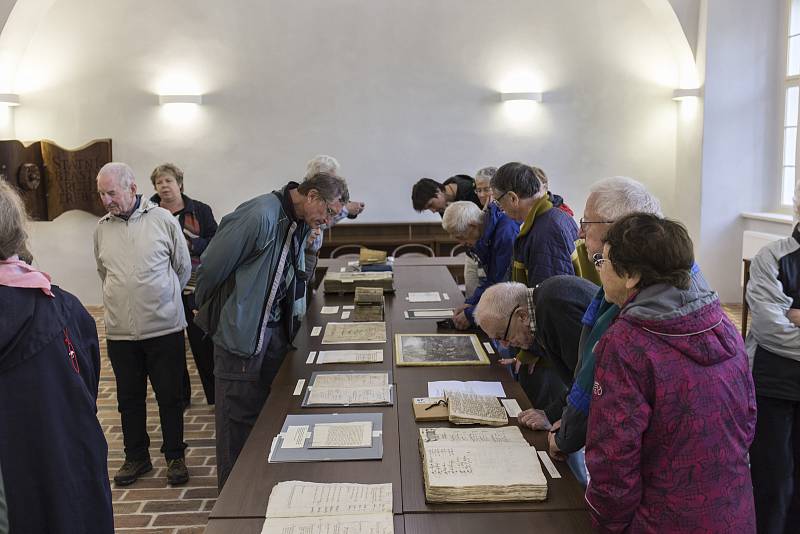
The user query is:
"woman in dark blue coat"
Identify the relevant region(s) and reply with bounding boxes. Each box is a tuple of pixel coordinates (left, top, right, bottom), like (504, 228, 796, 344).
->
(0, 181, 113, 533)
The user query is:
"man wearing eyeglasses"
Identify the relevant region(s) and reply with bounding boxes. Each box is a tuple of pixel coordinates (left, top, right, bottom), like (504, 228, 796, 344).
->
(195, 172, 349, 488)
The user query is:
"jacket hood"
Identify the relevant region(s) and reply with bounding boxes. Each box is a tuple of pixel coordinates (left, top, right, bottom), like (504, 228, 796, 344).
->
(619, 275, 739, 366)
(0, 286, 69, 373)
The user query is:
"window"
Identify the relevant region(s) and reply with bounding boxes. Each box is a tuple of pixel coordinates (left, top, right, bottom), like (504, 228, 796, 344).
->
(781, 0, 800, 206)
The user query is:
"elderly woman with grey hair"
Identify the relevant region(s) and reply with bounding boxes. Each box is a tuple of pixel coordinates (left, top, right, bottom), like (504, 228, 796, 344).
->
(0, 180, 113, 533)
(441, 200, 518, 329)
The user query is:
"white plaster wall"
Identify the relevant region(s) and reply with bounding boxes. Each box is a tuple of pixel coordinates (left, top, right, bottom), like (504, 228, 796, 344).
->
(698, 0, 782, 302)
(5, 0, 688, 304)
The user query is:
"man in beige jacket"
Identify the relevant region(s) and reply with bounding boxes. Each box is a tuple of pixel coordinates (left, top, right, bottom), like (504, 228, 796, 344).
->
(94, 162, 192, 487)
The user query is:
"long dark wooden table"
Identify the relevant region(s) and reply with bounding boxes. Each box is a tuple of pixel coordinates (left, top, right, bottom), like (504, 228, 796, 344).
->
(209, 264, 591, 532)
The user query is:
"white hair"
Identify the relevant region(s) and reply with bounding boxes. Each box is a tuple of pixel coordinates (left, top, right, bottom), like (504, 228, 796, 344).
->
(305, 155, 340, 180)
(442, 201, 484, 236)
(474, 166, 497, 184)
(97, 162, 135, 189)
(589, 176, 662, 220)
(473, 282, 528, 329)
(794, 179, 800, 221)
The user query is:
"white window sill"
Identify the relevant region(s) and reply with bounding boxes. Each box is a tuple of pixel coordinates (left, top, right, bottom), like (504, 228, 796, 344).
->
(741, 212, 795, 225)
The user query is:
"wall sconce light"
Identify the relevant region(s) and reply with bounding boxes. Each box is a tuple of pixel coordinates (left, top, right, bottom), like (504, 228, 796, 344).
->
(158, 94, 203, 105)
(0, 94, 20, 106)
(499, 92, 543, 103)
(672, 88, 702, 101)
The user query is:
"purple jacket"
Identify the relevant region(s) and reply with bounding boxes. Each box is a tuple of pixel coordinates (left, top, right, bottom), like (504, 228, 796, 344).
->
(585, 283, 756, 533)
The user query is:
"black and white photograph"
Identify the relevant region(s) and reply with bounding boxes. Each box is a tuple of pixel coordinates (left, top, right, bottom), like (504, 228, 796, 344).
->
(394, 334, 489, 366)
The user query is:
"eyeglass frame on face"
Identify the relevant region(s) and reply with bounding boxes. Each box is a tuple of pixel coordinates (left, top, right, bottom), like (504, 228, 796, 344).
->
(492, 190, 510, 206)
(592, 252, 610, 269)
(499, 304, 521, 343)
(579, 217, 614, 233)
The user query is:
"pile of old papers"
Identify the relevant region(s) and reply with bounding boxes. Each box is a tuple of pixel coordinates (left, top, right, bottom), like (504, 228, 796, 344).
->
(446, 390, 508, 426)
(354, 286, 385, 322)
(418, 426, 547, 503)
(323, 271, 394, 294)
(321, 322, 387, 345)
(303, 371, 393, 406)
(261, 481, 394, 534)
(359, 247, 388, 265)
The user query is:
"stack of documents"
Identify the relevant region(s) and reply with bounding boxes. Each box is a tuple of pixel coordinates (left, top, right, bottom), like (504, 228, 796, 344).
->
(262, 481, 394, 534)
(359, 247, 388, 265)
(323, 271, 394, 294)
(418, 426, 547, 503)
(304, 372, 393, 407)
(446, 390, 508, 426)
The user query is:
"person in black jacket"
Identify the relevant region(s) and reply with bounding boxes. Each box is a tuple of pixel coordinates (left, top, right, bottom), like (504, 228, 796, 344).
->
(411, 174, 482, 215)
(151, 163, 218, 405)
(0, 180, 113, 533)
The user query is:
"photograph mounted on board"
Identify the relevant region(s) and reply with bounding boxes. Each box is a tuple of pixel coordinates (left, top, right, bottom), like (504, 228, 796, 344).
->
(394, 334, 489, 366)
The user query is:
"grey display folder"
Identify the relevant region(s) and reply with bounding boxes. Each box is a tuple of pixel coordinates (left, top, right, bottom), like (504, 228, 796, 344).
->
(301, 371, 394, 407)
(268, 413, 384, 463)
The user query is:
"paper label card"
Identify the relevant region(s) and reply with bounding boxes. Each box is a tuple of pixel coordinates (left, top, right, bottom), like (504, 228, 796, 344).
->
(501, 398, 522, 418)
(538, 450, 562, 478)
(293, 378, 306, 396)
(407, 292, 441, 302)
(321, 306, 340, 314)
(310, 326, 322, 336)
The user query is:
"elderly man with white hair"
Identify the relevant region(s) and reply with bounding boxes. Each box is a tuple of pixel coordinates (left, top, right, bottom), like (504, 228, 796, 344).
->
(746, 179, 800, 533)
(94, 162, 192, 487)
(441, 200, 518, 329)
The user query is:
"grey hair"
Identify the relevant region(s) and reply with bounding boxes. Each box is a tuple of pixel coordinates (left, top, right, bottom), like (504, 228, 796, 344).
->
(473, 282, 529, 329)
(474, 166, 497, 184)
(97, 162, 136, 189)
(0, 180, 30, 260)
(794, 179, 800, 221)
(589, 176, 662, 220)
(442, 201, 484, 236)
(304, 155, 340, 180)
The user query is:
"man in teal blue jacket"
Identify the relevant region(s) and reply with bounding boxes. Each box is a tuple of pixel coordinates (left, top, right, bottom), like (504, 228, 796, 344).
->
(195, 173, 349, 488)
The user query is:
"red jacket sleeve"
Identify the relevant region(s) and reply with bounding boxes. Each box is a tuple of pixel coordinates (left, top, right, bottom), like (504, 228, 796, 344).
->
(585, 328, 652, 533)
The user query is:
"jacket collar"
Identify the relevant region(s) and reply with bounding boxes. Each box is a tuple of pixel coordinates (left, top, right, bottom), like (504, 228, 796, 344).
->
(150, 193, 195, 214)
(518, 194, 552, 238)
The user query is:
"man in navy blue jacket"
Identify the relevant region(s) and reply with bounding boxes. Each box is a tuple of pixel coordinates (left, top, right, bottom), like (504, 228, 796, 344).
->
(441, 200, 519, 329)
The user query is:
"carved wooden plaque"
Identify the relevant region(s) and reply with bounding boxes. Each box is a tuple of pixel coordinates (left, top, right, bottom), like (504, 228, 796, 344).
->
(0, 139, 111, 220)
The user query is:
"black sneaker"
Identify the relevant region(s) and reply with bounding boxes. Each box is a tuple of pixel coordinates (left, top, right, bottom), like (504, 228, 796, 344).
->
(166, 458, 189, 485)
(114, 458, 153, 486)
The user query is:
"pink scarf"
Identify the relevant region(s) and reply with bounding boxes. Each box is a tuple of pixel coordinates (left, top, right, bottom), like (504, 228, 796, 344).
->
(0, 255, 54, 297)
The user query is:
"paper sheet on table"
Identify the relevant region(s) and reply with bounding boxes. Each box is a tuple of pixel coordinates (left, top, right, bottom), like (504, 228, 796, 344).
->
(501, 398, 522, 418)
(313, 372, 388, 388)
(316, 349, 384, 364)
(306, 385, 392, 406)
(310, 421, 373, 448)
(261, 513, 394, 534)
(427, 380, 505, 398)
(407, 291, 441, 302)
(264, 480, 393, 517)
(281, 425, 310, 449)
(321, 306, 340, 314)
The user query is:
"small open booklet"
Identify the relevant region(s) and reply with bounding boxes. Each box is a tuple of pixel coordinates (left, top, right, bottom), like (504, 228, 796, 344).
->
(446, 390, 508, 426)
(261, 481, 394, 534)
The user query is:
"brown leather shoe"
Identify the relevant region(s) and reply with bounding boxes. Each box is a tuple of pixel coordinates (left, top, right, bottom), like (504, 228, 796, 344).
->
(166, 458, 189, 485)
(114, 458, 153, 486)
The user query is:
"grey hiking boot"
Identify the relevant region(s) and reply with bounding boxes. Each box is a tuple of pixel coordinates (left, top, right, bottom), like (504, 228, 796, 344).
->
(166, 458, 189, 485)
(114, 458, 153, 486)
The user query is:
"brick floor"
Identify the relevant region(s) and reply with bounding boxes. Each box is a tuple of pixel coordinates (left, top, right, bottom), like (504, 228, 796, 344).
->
(87, 306, 218, 533)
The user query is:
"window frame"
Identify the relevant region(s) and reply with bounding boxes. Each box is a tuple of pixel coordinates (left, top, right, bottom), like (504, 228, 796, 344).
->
(780, 0, 800, 212)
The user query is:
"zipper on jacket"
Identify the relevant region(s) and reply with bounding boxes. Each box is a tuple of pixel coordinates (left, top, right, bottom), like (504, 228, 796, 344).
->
(63, 328, 80, 374)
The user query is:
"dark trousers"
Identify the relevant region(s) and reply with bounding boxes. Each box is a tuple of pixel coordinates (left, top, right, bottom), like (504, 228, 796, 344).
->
(750, 395, 800, 534)
(108, 332, 187, 461)
(214, 326, 288, 489)
(181, 292, 215, 405)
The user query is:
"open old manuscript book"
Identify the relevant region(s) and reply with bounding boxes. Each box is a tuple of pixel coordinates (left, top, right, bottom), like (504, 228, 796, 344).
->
(262, 481, 393, 534)
(418, 426, 547, 503)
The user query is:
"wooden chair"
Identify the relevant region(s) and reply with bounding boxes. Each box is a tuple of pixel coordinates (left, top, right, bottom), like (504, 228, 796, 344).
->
(392, 243, 435, 258)
(450, 243, 468, 257)
(329, 244, 362, 260)
(742, 258, 751, 340)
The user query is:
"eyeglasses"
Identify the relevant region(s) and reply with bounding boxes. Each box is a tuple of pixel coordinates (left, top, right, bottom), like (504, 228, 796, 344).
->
(493, 190, 510, 206)
(323, 201, 338, 218)
(592, 252, 610, 269)
(579, 218, 614, 232)
(501, 305, 521, 342)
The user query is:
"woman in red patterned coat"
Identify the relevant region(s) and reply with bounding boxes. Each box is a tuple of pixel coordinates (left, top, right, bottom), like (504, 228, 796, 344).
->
(585, 213, 756, 533)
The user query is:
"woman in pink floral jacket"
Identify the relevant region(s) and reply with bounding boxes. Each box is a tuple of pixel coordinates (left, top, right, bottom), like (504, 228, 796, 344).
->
(585, 213, 756, 533)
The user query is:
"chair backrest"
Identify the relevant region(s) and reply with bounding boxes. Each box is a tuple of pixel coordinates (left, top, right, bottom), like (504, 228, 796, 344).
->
(329, 244, 362, 259)
(392, 243, 435, 258)
(450, 243, 468, 257)
(741, 258, 751, 340)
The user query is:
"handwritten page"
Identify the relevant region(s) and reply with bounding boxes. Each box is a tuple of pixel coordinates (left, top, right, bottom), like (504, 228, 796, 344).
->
(310, 421, 373, 448)
(265, 481, 393, 517)
(306, 385, 392, 406)
(321, 306, 340, 314)
(281, 425, 310, 449)
(322, 322, 387, 344)
(262, 513, 394, 534)
(316, 350, 384, 364)
(428, 380, 505, 398)
(407, 292, 441, 302)
(447, 391, 508, 426)
(313, 373, 388, 388)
